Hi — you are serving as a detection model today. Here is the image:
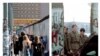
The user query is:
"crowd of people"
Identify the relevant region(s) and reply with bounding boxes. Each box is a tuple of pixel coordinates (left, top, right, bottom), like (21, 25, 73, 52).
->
(64, 24, 97, 56)
(10, 24, 98, 56)
(10, 32, 48, 56)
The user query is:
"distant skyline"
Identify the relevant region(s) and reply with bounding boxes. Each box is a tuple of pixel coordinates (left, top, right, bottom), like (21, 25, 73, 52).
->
(64, 3, 91, 23)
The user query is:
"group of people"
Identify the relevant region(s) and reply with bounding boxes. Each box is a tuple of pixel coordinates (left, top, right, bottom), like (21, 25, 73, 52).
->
(64, 24, 89, 56)
(11, 32, 46, 56)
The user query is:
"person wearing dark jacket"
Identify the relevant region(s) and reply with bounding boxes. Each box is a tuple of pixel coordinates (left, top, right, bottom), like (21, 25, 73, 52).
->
(18, 32, 25, 56)
(32, 36, 44, 56)
(14, 35, 19, 56)
(80, 35, 98, 56)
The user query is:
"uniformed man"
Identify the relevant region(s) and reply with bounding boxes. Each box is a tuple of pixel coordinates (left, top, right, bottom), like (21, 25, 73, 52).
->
(68, 24, 81, 56)
(80, 28, 88, 46)
(64, 26, 70, 56)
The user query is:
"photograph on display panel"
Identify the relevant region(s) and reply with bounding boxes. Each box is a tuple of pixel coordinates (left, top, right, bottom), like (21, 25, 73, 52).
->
(64, 3, 98, 56)
(3, 3, 49, 56)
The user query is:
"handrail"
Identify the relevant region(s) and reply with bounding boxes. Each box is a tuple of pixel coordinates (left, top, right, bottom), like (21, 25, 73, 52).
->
(16, 15, 49, 31)
(25, 15, 49, 28)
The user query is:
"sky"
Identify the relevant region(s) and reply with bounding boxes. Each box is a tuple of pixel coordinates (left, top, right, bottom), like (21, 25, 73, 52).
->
(64, 3, 91, 23)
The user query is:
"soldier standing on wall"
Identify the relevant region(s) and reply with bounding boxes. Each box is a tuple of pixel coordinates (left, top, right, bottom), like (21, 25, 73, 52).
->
(64, 26, 70, 56)
(68, 24, 81, 56)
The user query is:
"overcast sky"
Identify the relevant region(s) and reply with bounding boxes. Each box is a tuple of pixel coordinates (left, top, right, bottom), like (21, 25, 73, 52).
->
(64, 2, 91, 23)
